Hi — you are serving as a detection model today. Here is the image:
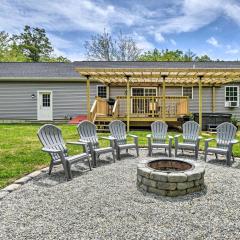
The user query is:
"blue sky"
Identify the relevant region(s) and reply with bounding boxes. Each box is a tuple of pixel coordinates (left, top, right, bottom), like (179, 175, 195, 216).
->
(1, 0, 240, 61)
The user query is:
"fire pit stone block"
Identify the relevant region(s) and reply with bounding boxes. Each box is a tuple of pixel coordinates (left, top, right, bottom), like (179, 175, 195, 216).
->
(137, 158, 205, 197)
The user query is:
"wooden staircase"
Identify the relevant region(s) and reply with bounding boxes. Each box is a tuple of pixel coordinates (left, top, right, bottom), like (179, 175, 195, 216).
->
(95, 119, 111, 132)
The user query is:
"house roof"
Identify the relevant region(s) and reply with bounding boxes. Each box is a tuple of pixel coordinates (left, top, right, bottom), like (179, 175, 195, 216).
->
(0, 62, 82, 80)
(1, 61, 240, 84)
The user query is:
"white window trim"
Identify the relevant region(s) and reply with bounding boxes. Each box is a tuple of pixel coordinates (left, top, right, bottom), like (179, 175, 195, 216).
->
(182, 86, 193, 99)
(224, 85, 239, 107)
(37, 90, 53, 121)
(131, 87, 158, 96)
(96, 85, 109, 99)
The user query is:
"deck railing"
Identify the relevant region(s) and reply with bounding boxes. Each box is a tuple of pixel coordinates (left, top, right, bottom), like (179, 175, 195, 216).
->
(115, 96, 189, 118)
(89, 97, 108, 122)
(90, 96, 189, 122)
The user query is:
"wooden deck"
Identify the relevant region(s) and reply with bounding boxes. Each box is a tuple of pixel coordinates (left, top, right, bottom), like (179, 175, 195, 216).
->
(90, 96, 189, 130)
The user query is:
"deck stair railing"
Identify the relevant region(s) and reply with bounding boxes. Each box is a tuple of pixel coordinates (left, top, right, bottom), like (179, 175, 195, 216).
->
(89, 97, 108, 122)
(112, 99, 120, 118)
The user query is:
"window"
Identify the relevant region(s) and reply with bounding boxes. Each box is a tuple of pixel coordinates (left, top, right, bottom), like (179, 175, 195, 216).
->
(225, 86, 239, 107)
(97, 85, 108, 98)
(42, 93, 51, 107)
(182, 87, 193, 99)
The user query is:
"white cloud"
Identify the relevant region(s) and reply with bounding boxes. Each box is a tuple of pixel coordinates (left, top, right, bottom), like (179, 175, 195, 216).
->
(132, 32, 154, 50)
(207, 37, 220, 47)
(170, 39, 177, 46)
(154, 32, 165, 43)
(226, 49, 239, 54)
(225, 45, 239, 54)
(1, 0, 240, 59)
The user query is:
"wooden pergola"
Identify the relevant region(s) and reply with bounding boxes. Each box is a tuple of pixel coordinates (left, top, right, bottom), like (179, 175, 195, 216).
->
(75, 67, 240, 131)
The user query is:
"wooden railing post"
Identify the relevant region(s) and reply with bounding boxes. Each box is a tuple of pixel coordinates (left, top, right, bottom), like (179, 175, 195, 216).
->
(126, 76, 131, 132)
(198, 75, 203, 131)
(212, 86, 216, 112)
(161, 75, 167, 122)
(86, 75, 91, 121)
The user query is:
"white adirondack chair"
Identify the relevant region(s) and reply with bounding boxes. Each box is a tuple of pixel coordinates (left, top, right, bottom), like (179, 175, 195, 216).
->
(147, 121, 173, 157)
(77, 120, 115, 167)
(38, 124, 91, 181)
(109, 120, 139, 160)
(174, 121, 202, 159)
(204, 122, 238, 165)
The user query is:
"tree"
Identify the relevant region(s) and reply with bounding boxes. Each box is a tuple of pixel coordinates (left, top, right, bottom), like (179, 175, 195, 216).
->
(116, 32, 141, 61)
(41, 55, 71, 63)
(138, 49, 212, 62)
(0, 32, 29, 62)
(84, 30, 141, 61)
(0, 31, 10, 51)
(195, 55, 212, 62)
(183, 49, 196, 61)
(12, 25, 54, 62)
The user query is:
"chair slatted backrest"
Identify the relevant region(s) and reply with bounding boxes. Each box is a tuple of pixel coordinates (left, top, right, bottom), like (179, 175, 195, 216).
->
(216, 122, 237, 148)
(109, 120, 127, 145)
(77, 120, 99, 148)
(151, 121, 168, 144)
(37, 124, 67, 161)
(182, 121, 200, 143)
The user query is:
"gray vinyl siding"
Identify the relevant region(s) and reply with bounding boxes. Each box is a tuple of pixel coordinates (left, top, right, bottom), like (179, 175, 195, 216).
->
(0, 82, 98, 120)
(166, 87, 212, 113)
(110, 86, 126, 115)
(1, 82, 240, 121)
(215, 84, 240, 119)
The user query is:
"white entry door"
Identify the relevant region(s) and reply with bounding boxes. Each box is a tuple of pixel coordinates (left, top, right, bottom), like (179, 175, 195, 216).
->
(37, 91, 53, 120)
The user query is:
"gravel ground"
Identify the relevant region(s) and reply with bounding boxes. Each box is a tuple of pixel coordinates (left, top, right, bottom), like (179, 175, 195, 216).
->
(1, 149, 240, 240)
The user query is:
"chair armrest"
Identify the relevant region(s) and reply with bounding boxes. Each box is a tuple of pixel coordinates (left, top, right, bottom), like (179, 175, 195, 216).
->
(231, 139, 239, 144)
(128, 134, 138, 139)
(146, 134, 152, 138)
(168, 136, 173, 139)
(67, 141, 88, 146)
(174, 134, 181, 139)
(42, 147, 62, 154)
(100, 136, 115, 141)
(204, 138, 215, 143)
(100, 136, 115, 148)
(198, 136, 203, 140)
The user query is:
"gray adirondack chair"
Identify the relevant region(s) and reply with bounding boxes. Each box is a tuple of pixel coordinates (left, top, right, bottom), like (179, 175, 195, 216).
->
(37, 124, 91, 181)
(109, 120, 139, 160)
(147, 121, 173, 157)
(175, 121, 201, 159)
(204, 122, 238, 165)
(77, 120, 115, 167)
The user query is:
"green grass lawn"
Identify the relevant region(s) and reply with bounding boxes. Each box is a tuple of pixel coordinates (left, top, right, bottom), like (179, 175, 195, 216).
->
(0, 124, 239, 189)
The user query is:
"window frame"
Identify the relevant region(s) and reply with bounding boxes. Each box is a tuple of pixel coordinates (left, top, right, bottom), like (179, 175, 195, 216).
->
(182, 86, 193, 100)
(96, 85, 109, 99)
(224, 85, 239, 107)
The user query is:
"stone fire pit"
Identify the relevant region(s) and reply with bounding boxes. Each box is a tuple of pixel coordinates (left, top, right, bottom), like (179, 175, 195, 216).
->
(137, 158, 205, 197)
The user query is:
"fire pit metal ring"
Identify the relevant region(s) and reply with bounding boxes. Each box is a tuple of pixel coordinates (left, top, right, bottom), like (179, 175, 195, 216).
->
(137, 158, 205, 197)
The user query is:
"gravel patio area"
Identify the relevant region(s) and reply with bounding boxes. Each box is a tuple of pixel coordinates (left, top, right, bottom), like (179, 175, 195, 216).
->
(1, 149, 240, 240)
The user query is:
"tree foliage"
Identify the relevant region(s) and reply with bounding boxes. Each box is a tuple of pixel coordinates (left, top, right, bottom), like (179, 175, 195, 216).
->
(12, 26, 54, 62)
(138, 48, 212, 62)
(0, 26, 70, 62)
(84, 30, 141, 61)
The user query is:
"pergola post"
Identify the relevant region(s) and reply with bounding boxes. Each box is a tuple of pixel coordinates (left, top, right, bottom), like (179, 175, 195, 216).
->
(212, 86, 216, 112)
(86, 75, 91, 121)
(126, 76, 130, 132)
(198, 75, 203, 130)
(161, 75, 167, 122)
